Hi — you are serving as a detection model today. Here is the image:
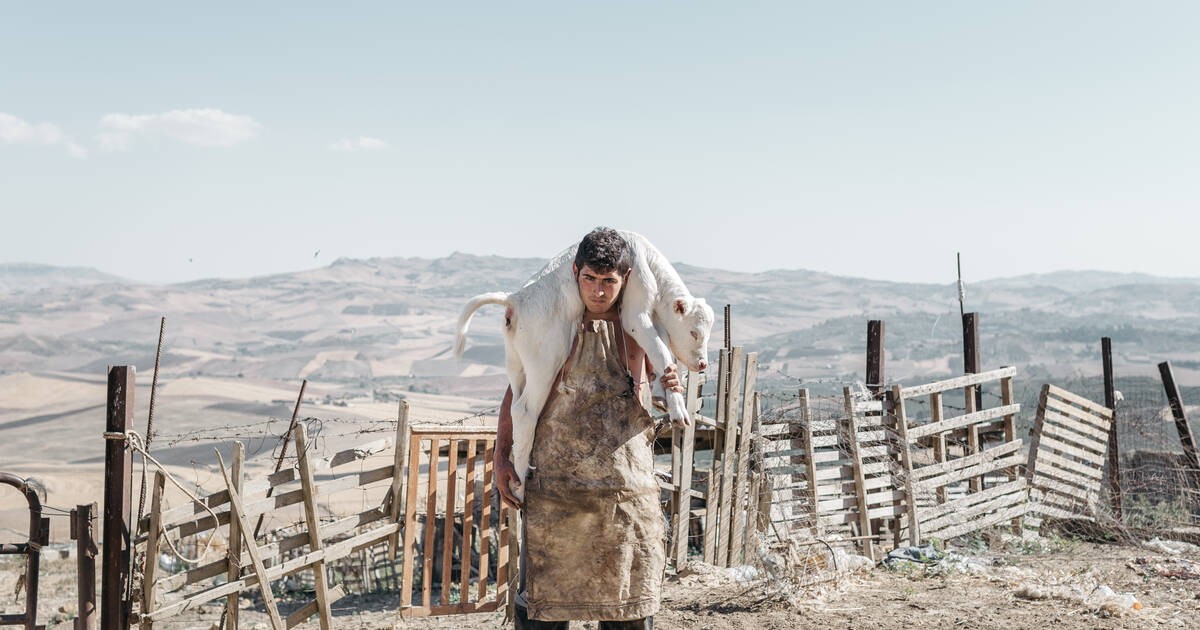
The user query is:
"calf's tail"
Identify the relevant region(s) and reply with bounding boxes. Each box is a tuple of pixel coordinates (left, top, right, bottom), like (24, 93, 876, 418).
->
(454, 292, 511, 361)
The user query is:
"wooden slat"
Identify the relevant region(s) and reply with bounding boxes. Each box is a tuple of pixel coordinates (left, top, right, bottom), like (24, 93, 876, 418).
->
(1046, 384, 1113, 418)
(914, 453, 1024, 493)
(422, 438, 439, 608)
(844, 387, 874, 559)
(140, 471, 165, 629)
(674, 370, 700, 565)
(797, 389, 820, 536)
(703, 348, 729, 565)
(148, 523, 399, 621)
(502, 506, 516, 621)
(744, 392, 764, 562)
(729, 352, 757, 564)
(865, 504, 907, 520)
(460, 439, 476, 602)
(477, 441, 493, 603)
(913, 441, 1023, 480)
(905, 404, 1020, 441)
(925, 503, 1027, 542)
(389, 401, 410, 561)
(216, 451, 283, 630)
(1041, 410, 1110, 449)
(294, 425, 332, 630)
(286, 585, 345, 629)
(917, 479, 1026, 525)
(1044, 396, 1111, 435)
(400, 434, 422, 612)
(891, 387, 920, 544)
(922, 489, 1027, 536)
(326, 437, 393, 469)
(717, 346, 745, 566)
(410, 425, 500, 436)
(1033, 451, 1104, 488)
(899, 367, 1017, 399)
(1038, 434, 1107, 468)
(224, 442, 243, 629)
(441, 439, 459, 604)
(399, 599, 501, 618)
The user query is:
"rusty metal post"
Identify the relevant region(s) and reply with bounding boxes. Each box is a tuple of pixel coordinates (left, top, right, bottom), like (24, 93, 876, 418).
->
(102, 366, 134, 630)
(962, 312, 982, 409)
(0, 472, 47, 629)
(74, 503, 98, 630)
(1159, 361, 1200, 474)
(866, 320, 885, 399)
(1101, 338, 1122, 519)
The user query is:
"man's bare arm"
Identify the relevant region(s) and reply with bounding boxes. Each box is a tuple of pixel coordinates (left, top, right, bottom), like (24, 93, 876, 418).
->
(494, 386, 522, 509)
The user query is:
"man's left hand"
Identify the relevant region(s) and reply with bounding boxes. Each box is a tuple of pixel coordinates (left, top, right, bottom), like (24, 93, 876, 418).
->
(660, 364, 683, 395)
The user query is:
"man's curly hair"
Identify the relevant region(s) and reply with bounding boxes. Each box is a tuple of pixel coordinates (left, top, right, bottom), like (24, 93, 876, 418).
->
(574, 227, 631, 275)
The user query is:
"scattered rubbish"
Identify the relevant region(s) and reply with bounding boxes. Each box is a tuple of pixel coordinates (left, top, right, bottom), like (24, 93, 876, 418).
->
(1129, 557, 1200, 580)
(725, 565, 759, 584)
(1143, 537, 1200, 556)
(1015, 582, 1142, 616)
(882, 544, 988, 575)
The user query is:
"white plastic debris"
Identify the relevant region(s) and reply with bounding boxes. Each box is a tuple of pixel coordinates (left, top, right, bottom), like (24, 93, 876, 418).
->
(724, 564, 759, 584)
(1143, 537, 1200, 555)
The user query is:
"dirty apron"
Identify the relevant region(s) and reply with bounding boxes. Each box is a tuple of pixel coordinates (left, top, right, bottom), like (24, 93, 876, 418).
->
(523, 318, 666, 621)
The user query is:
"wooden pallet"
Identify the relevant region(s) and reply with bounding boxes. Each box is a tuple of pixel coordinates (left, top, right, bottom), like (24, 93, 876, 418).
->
(1026, 384, 1114, 520)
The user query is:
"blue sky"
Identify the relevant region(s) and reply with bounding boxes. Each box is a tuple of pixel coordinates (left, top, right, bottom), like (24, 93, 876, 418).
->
(2, 2, 1198, 284)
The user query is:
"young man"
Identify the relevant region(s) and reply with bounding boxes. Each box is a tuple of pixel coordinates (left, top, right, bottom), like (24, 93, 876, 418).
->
(494, 228, 683, 630)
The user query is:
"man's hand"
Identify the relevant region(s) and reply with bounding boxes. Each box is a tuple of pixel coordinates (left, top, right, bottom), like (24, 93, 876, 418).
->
(494, 454, 523, 510)
(660, 364, 683, 395)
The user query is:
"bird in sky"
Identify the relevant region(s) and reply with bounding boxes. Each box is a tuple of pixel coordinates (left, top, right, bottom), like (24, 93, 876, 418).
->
(313, 250, 320, 259)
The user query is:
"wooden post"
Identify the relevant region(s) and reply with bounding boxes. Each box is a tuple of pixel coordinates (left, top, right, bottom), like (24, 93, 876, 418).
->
(866, 320, 885, 398)
(74, 503, 97, 630)
(389, 401, 411, 561)
(844, 388, 875, 561)
(673, 371, 700, 566)
(962, 313, 982, 409)
(798, 389, 819, 536)
(890, 388, 920, 545)
(702, 349, 729, 564)
(1102, 338, 1122, 519)
(717, 346, 745, 566)
(101, 365, 134, 630)
(1000, 376, 1022, 531)
(294, 426, 333, 630)
(139, 472, 165, 629)
(1158, 361, 1200, 474)
(226, 442, 244, 628)
(216, 450, 283, 630)
(930, 393, 947, 504)
(730, 352, 757, 564)
(743, 392, 764, 563)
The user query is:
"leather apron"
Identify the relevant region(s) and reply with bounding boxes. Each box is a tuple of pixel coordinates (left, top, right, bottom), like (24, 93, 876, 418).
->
(523, 318, 666, 621)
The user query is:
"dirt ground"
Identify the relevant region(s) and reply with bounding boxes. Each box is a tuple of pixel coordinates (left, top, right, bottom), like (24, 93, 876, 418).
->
(4, 539, 1198, 629)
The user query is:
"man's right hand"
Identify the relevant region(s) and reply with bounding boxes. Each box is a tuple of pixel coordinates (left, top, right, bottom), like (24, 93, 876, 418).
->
(494, 455, 522, 510)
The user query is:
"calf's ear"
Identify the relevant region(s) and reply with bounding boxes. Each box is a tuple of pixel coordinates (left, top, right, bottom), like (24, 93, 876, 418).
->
(674, 299, 687, 316)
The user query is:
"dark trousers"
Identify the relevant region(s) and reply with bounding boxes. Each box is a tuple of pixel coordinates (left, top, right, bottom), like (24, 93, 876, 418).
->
(514, 605, 653, 630)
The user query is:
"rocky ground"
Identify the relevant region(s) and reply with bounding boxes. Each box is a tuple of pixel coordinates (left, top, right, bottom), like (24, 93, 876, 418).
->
(5, 538, 1198, 629)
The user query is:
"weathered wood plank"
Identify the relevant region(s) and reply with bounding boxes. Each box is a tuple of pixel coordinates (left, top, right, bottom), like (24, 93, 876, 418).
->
(389, 401, 410, 562)
(477, 442, 493, 603)
(400, 434, 422, 613)
(674, 370, 700, 565)
(286, 585, 345, 629)
(140, 471, 165, 630)
(216, 451, 283, 630)
(914, 452, 1024, 493)
(442, 439, 459, 604)
(422, 438, 439, 608)
(913, 441, 1023, 480)
(899, 367, 1016, 399)
(905, 404, 1020, 441)
(224, 442, 243, 630)
(922, 489, 1027, 536)
(730, 352, 757, 564)
(294, 425, 333, 630)
(1037, 435, 1107, 468)
(460, 439, 476, 602)
(925, 503, 1027, 542)
(703, 348, 728, 564)
(1046, 384, 1113, 418)
(717, 346, 745, 566)
(891, 387, 920, 544)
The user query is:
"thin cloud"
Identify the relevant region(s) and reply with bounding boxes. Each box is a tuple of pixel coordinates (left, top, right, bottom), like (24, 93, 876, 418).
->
(329, 136, 388, 151)
(97, 108, 261, 149)
(0, 112, 87, 158)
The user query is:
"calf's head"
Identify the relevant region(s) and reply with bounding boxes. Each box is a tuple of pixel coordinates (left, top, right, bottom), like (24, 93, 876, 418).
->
(664, 296, 715, 372)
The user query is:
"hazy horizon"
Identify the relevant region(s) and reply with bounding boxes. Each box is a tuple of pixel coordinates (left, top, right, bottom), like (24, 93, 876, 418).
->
(4, 3, 1199, 285)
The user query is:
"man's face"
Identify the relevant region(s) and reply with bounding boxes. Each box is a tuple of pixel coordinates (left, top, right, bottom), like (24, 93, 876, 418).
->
(573, 263, 628, 314)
